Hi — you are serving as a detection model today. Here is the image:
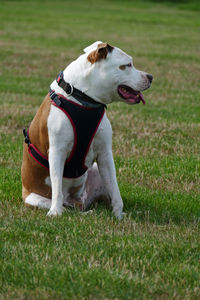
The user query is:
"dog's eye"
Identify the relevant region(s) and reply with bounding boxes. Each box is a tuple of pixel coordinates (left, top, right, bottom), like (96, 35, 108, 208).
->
(119, 63, 132, 70)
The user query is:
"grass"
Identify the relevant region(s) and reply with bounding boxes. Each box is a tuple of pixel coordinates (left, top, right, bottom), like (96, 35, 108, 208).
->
(0, 0, 200, 299)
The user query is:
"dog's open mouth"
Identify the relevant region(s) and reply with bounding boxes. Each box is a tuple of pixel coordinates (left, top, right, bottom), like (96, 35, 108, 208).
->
(118, 85, 145, 105)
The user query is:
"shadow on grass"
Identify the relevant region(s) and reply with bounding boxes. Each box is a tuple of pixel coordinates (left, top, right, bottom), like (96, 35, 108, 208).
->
(1, 168, 199, 225)
(121, 183, 200, 225)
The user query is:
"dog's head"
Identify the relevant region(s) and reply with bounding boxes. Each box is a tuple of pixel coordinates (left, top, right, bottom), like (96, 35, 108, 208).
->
(65, 41, 153, 105)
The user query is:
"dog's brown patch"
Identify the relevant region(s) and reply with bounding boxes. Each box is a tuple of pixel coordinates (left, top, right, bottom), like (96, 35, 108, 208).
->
(87, 42, 114, 64)
(21, 94, 52, 200)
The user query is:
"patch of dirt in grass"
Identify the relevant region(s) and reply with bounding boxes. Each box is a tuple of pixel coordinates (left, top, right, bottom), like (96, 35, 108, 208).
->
(0, 40, 77, 77)
(109, 110, 200, 157)
(0, 104, 37, 134)
(0, 288, 64, 300)
(138, 171, 199, 194)
(0, 104, 37, 118)
(118, 163, 200, 194)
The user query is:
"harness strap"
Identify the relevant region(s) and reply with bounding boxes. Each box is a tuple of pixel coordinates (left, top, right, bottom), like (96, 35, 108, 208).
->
(23, 129, 49, 169)
(23, 70, 106, 178)
(23, 129, 30, 145)
(56, 71, 106, 109)
(23, 91, 105, 178)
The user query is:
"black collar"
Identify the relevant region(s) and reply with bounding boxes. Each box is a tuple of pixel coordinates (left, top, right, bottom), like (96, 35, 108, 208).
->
(55, 71, 106, 109)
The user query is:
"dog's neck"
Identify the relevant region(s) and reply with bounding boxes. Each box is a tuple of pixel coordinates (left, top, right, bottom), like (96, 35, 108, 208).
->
(50, 79, 89, 107)
(50, 71, 105, 109)
(50, 54, 112, 106)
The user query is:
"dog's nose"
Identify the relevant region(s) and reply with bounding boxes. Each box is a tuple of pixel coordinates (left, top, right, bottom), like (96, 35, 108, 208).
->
(147, 74, 153, 84)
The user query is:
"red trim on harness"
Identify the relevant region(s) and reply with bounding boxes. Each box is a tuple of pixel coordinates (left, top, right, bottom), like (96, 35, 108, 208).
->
(51, 100, 78, 165)
(82, 110, 105, 170)
(50, 91, 98, 111)
(28, 144, 49, 169)
(26, 92, 105, 179)
(50, 99, 105, 179)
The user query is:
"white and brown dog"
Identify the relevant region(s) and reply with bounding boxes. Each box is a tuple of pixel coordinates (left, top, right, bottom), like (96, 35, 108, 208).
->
(21, 41, 153, 219)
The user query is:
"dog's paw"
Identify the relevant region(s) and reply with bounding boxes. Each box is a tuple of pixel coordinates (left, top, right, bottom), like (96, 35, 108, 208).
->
(113, 208, 126, 220)
(47, 207, 63, 217)
(116, 212, 126, 220)
(112, 204, 124, 220)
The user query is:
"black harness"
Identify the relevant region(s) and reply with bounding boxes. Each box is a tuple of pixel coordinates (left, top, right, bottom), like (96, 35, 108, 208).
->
(23, 72, 106, 178)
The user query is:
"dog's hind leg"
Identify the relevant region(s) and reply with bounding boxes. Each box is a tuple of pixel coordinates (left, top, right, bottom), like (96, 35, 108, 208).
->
(84, 163, 110, 210)
(25, 193, 51, 210)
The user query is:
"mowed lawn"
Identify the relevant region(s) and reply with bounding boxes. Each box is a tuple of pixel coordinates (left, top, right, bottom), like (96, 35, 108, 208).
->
(0, 0, 200, 299)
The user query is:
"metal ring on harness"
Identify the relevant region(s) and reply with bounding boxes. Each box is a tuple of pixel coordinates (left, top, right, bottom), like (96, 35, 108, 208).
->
(65, 82, 73, 96)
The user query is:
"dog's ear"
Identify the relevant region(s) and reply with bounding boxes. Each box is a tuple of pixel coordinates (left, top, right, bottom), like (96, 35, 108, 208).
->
(83, 41, 103, 53)
(87, 42, 114, 64)
(106, 43, 114, 53)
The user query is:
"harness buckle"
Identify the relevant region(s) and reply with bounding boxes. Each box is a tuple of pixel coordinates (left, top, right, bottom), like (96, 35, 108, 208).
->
(56, 71, 74, 96)
(23, 129, 30, 146)
(64, 82, 73, 96)
(49, 90, 56, 100)
(56, 71, 63, 85)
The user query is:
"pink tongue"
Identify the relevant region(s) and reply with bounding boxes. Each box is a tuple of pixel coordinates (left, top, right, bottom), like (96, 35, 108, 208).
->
(119, 87, 146, 104)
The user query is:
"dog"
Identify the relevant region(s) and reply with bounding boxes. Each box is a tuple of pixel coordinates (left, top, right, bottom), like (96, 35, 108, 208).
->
(21, 41, 153, 219)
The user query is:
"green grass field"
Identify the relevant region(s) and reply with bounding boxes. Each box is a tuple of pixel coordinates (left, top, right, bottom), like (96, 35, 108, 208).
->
(0, 0, 200, 299)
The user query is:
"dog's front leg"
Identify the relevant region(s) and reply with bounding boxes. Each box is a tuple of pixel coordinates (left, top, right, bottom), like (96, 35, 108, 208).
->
(47, 145, 66, 216)
(97, 150, 124, 219)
